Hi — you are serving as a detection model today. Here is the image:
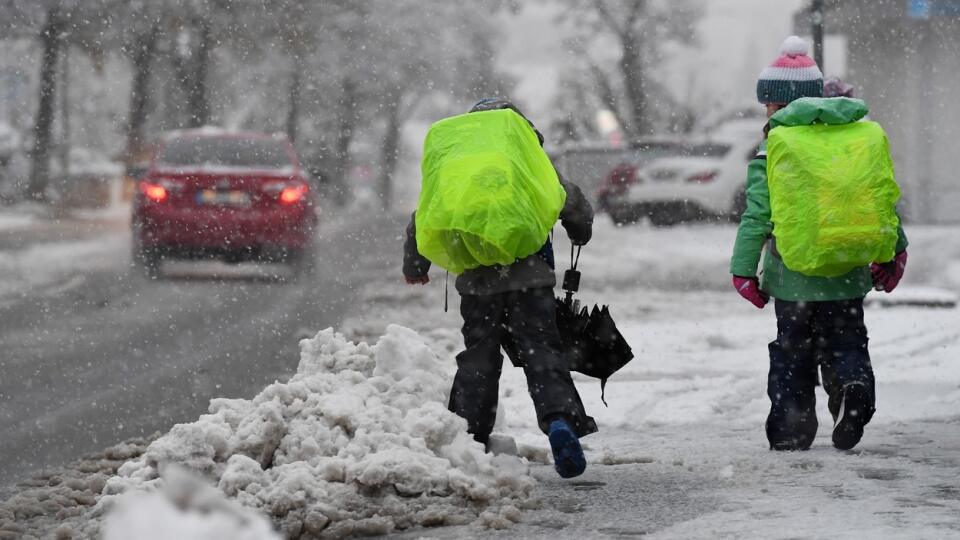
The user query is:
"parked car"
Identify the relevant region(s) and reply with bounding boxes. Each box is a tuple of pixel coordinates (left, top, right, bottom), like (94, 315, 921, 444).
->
(603, 123, 762, 226)
(131, 129, 317, 278)
(594, 138, 688, 214)
(551, 136, 685, 208)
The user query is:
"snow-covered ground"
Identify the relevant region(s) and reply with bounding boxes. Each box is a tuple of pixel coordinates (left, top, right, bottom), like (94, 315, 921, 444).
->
(0, 213, 35, 231)
(0, 203, 133, 305)
(0, 235, 127, 304)
(2, 218, 959, 538)
(343, 219, 960, 538)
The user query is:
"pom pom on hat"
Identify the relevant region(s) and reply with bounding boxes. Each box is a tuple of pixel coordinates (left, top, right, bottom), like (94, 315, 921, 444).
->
(756, 36, 823, 104)
(780, 35, 809, 58)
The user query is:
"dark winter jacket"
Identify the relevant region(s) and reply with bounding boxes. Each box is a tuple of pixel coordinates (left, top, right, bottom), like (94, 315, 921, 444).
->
(403, 178, 593, 296)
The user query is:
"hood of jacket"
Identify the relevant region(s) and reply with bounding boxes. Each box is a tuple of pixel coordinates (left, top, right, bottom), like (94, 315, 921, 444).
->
(769, 97, 869, 129)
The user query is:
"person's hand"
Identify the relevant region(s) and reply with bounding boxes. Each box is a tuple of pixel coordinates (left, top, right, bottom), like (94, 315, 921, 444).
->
(870, 251, 907, 293)
(732, 275, 769, 309)
(405, 274, 430, 285)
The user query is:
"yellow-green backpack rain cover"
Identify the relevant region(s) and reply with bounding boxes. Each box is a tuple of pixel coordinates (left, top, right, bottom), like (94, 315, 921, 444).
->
(416, 108, 566, 274)
(767, 102, 900, 278)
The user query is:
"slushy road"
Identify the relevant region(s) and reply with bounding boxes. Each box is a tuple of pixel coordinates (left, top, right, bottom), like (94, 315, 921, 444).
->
(0, 211, 401, 490)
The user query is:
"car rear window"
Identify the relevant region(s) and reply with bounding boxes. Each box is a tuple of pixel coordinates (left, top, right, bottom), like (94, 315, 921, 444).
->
(158, 137, 292, 169)
(622, 142, 687, 164)
(688, 143, 731, 157)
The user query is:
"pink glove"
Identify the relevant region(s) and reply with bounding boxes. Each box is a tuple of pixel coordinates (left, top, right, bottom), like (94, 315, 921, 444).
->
(871, 251, 907, 293)
(733, 275, 769, 309)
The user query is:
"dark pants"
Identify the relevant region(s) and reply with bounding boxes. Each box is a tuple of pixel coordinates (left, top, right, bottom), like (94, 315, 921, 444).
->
(766, 298, 876, 449)
(449, 287, 597, 445)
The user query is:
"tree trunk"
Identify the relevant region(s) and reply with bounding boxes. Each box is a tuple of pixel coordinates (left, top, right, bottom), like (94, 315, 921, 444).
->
(588, 62, 630, 135)
(187, 19, 212, 128)
(171, 43, 192, 128)
(285, 56, 302, 142)
(378, 93, 403, 211)
(332, 77, 357, 206)
(59, 45, 70, 179)
(126, 25, 160, 159)
(620, 33, 650, 138)
(27, 9, 64, 201)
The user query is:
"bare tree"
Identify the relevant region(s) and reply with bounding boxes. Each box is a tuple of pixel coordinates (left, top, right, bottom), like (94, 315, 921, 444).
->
(0, 0, 512, 208)
(555, 0, 701, 139)
(29, 7, 65, 200)
(0, 0, 118, 201)
(112, 0, 170, 159)
(358, 0, 513, 210)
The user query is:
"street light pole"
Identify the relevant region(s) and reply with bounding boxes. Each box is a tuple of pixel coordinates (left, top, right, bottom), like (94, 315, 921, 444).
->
(811, 0, 825, 69)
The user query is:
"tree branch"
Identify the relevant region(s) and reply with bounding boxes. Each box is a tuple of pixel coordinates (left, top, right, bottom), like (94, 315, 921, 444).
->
(587, 61, 630, 134)
(625, 0, 645, 27)
(591, 0, 627, 41)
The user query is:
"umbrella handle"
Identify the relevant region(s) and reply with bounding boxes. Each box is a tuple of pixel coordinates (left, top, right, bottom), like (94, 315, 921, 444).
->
(563, 269, 581, 293)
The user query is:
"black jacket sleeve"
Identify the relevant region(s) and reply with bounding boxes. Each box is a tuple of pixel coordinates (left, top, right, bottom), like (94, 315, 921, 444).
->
(403, 211, 431, 278)
(558, 177, 594, 246)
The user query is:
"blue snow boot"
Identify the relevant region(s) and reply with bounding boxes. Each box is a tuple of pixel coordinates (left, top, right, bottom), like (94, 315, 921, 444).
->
(548, 419, 586, 478)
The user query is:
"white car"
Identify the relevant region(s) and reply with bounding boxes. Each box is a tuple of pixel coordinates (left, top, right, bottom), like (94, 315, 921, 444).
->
(606, 121, 763, 226)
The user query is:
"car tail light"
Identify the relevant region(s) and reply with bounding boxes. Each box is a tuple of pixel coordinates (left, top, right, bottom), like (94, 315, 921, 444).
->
(686, 170, 718, 183)
(280, 185, 306, 204)
(601, 164, 638, 196)
(139, 181, 168, 202)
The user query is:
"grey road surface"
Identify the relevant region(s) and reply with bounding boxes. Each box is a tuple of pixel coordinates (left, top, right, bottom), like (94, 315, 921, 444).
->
(0, 212, 400, 490)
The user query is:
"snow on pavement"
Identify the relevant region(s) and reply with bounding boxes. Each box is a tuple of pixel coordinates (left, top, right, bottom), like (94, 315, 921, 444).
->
(82, 325, 534, 539)
(101, 466, 281, 540)
(0, 236, 128, 303)
(343, 219, 960, 539)
(0, 213, 35, 231)
(2, 218, 959, 538)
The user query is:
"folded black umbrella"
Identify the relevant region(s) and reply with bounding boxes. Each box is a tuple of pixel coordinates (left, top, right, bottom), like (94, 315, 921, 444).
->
(554, 249, 634, 405)
(555, 296, 591, 370)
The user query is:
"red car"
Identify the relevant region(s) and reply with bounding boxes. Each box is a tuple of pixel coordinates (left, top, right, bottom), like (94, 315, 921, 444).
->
(132, 130, 317, 278)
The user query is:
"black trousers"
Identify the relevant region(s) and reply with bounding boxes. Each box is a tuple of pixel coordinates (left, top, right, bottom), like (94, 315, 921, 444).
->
(767, 298, 876, 449)
(449, 287, 597, 444)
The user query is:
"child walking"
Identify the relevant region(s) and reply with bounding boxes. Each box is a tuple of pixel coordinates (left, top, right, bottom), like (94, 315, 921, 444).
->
(731, 37, 908, 451)
(404, 98, 596, 477)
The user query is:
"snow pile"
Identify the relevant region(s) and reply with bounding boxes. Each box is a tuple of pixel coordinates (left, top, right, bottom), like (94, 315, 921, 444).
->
(96, 325, 536, 538)
(103, 467, 280, 540)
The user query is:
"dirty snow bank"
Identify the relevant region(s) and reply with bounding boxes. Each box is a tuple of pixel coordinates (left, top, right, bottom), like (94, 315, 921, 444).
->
(94, 325, 535, 538)
(102, 467, 280, 540)
(0, 438, 151, 540)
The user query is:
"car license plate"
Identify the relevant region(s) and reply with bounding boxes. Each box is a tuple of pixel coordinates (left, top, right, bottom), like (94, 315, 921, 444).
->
(197, 189, 250, 207)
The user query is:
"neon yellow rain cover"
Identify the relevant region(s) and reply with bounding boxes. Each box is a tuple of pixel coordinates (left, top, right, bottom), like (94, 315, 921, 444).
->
(767, 121, 900, 277)
(416, 109, 566, 274)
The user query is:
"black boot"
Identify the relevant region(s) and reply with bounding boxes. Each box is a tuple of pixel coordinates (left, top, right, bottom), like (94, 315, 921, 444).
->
(832, 382, 871, 450)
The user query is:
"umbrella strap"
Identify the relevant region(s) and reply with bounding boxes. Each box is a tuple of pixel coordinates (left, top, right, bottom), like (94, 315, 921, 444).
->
(570, 244, 582, 271)
(444, 271, 449, 313)
(600, 378, 609, 407)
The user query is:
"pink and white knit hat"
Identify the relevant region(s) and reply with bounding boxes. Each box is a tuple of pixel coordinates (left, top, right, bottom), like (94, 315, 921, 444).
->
(756, 36, 823, 104)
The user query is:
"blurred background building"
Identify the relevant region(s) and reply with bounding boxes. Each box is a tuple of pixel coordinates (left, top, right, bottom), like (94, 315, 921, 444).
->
(796, 0, 960, 223)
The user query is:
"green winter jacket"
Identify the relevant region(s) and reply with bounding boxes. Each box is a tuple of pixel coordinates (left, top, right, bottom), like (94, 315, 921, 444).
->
(730, 99, 908, 302)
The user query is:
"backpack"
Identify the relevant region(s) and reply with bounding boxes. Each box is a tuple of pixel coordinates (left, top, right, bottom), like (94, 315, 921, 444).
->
(415, 109, 566, 275)
(767, 118, 900, 277)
